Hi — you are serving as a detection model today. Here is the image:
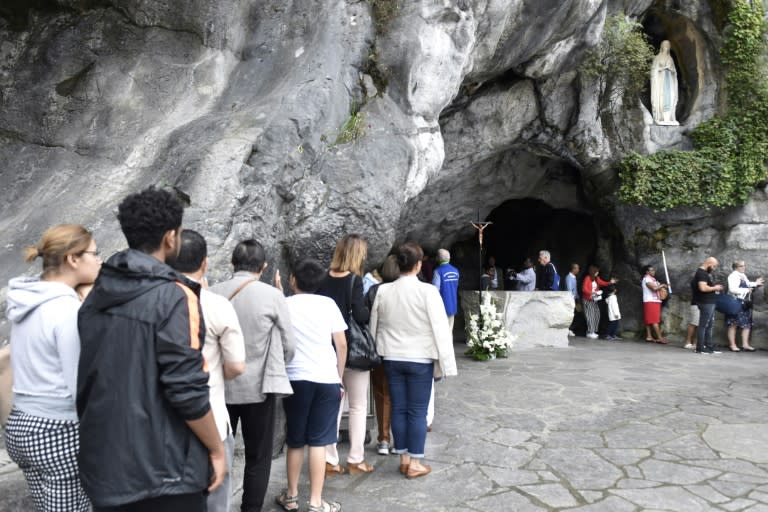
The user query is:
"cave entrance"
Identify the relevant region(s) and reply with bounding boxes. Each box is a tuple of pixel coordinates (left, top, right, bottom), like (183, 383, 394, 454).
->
(450, 198, 598, 290)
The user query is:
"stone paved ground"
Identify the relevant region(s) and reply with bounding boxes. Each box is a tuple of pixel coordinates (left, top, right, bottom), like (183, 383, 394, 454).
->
(2, 338, 768, 511)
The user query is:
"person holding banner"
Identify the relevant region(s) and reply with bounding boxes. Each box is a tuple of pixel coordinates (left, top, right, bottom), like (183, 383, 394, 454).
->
(642, 265, 669, 343)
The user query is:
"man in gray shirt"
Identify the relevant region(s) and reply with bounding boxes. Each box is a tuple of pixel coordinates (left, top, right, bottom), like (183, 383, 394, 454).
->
(210, 240, 295, 512)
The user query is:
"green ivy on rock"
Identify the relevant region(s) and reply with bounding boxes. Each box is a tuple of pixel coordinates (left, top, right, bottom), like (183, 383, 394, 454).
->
(619, 0, 767, 211)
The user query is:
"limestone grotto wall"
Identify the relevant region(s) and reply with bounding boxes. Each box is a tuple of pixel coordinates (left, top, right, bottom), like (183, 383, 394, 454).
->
(1, 0, 767, 344)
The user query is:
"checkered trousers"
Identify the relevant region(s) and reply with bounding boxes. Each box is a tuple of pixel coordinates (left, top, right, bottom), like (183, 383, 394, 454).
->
(4, 408, 91, 512)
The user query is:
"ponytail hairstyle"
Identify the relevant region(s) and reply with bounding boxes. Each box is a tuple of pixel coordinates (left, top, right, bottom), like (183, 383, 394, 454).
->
(396, 242, 423, 272)
(329, 234, 368, 276)
(25, 224, 94, 277)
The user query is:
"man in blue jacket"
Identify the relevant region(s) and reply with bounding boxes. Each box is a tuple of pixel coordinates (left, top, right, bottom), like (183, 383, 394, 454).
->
(77, 187, 225, 511)
(432, 248, 460, 331)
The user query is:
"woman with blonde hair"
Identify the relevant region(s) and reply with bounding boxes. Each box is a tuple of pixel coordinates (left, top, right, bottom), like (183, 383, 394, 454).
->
(5, 224, 102, 511)
(317, 234, 374, 475)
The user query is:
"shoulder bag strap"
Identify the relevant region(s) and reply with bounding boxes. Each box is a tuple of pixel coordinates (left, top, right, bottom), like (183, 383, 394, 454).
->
(228, 278, 258, 301)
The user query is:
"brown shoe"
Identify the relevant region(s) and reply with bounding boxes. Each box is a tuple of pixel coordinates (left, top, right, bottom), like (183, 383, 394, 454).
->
(406, 464, 432, 479)
(347, 461, 375, 475)
(325, 462, 348, 476)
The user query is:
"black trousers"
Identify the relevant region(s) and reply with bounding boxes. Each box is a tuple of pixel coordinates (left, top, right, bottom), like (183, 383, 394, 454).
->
(93, 492, 206, 512)
(227, 395, 276, 512)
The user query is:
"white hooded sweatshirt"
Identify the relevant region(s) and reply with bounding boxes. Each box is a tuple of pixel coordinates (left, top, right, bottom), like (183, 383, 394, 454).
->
(6, 277, 82, 421)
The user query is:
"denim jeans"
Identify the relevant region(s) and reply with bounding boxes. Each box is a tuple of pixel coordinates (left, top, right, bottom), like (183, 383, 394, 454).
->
(384, 360, 434, 458)
(697, 303, 717, 352)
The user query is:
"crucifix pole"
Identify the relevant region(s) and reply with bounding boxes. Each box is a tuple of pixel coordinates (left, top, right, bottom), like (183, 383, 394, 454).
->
(471, 211, 492, 325)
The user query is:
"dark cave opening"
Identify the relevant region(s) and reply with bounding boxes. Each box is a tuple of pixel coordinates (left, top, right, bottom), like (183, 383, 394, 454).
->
(449, 198, 598, 290)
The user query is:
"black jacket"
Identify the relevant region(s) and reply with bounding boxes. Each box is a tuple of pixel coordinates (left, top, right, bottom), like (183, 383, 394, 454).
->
(77, 249, 210, 507)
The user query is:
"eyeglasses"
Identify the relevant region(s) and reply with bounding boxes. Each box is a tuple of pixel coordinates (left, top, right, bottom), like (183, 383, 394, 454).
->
(80, 250, 101, 257)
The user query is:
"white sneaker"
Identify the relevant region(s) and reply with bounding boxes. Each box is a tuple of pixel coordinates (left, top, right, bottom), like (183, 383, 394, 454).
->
(376, 441, 390, 455)
(684, 343, 695, 350)
(568, 330, 576, 337)
(586, 333, 599, 339)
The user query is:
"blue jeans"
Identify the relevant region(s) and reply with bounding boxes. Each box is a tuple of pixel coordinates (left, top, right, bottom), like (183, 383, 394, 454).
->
(384, 360, 434, 458)
(697, 303, 717, 352)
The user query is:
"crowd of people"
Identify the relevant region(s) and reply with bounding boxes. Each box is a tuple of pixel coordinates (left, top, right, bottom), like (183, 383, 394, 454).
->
(5, 186, 765, 512)
(3, 187, 458, 512)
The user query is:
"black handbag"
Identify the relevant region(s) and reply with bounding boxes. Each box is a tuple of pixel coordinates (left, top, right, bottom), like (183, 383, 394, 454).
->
(345, 275, 381, 371)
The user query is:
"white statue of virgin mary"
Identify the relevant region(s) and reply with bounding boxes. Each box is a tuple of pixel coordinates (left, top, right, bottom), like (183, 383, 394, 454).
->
(650, 40, 679, 125)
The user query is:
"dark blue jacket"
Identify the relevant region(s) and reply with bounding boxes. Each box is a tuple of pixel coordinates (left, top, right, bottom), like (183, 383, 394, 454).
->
(432, 263, 460, 316)
(77, 249, 210, 507)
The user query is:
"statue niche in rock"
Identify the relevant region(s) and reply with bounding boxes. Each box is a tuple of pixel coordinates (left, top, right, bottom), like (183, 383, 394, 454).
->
(650, 40, 679, 126)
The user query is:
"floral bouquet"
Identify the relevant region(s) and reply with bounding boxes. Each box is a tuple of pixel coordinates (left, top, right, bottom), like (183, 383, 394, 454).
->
(465, 293, 513, 361)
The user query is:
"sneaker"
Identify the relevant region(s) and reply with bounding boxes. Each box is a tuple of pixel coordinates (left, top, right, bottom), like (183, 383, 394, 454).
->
(568, 330, 576, 337)
(376, 441, 390, 455)
(711, 349, 722, 354)
(613, 336, 623, 341)
(603, 335, 614, 340)
(586, 333, 599, 339)
(684, 343, 695, 350)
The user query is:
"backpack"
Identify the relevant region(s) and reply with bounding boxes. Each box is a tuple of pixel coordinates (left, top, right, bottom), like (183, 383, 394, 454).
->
(550, 263, 560, 291)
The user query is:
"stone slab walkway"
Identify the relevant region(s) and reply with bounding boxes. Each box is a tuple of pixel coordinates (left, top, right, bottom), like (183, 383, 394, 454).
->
(2, 338, 768, 511)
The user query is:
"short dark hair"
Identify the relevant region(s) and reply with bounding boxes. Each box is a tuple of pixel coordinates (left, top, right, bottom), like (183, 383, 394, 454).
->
(642, 264, 654, 274)
(117, 187, 184, 252)
(171, 230, 207, 273)
(292, 258, 326, 293)
(396, 242, 423, 272)
(380, 255, 400, 283)
(231, 240, 266, 272)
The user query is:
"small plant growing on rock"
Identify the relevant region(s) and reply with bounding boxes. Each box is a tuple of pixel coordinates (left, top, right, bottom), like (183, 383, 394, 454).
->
(333, 110, 367, 146)
(580, 14, 655, 110)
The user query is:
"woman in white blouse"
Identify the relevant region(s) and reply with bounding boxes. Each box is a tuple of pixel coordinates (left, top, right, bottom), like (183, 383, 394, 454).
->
(370, 243, 457, 479)
(725, 260, 764, 352)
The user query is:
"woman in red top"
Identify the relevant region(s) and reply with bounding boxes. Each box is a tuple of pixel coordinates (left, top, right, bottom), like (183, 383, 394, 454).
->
(581, 264, 616, 339)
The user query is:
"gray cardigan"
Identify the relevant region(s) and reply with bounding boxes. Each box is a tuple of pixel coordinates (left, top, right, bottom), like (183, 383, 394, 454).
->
(210, 272, 295, 403)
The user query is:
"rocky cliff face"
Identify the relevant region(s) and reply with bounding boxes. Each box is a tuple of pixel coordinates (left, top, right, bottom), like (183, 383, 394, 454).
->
(1, 0, 766, 342)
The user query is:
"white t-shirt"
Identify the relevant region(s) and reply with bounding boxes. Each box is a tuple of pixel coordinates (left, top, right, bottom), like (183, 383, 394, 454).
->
(642, 275, 661, 303)
(200, 289, 246, 441)
(286, 294, 347, 384)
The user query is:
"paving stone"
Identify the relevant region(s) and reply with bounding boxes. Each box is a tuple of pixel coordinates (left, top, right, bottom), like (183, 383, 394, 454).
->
(639, 459, 721, 485)
(722, 498, 757, 511)
(615, 478, 662, 489)
(536, 448, 623, 489)
(595, 448, 651, 466)
(657, 433, 720, 459)
(480, 427, 531, 447)
(611, 486, 719, 511)
(748, 490, 768, 504)
(563, 495, 637, 511)
(684, 484, 731, 503)
(517, 482, 580, 508)
(689, 458, 768, 478)
(465, 489, 547, 512)
(624, 466, 644, 479)
(479, 466, 540, 487)
(577, 490, 604, 503)
(704, 424, 768, 463)
(603, 423, 680, 449)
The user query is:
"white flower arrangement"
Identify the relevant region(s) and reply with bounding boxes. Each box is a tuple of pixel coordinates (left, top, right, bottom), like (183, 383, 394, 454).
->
(465, 293, 513, 361)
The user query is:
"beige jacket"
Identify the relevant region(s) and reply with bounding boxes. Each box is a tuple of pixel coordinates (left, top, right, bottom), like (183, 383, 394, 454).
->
(370, 275, 457, 378)
(210, 272, 295, 403)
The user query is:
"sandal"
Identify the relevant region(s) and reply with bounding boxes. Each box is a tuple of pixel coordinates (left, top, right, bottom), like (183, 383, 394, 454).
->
(325, 462, 348, 476)
(347, 461, 375, 474)
(275, 491, 299, 512)
(308, 499, 342, 512)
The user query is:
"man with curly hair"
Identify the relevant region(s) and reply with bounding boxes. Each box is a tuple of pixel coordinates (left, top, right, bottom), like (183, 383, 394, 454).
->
(77, 186, 226, 511)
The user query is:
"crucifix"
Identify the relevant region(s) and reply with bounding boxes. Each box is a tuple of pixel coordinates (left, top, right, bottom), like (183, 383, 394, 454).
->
(471, 212, 493, 322)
